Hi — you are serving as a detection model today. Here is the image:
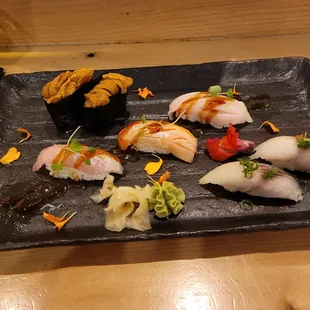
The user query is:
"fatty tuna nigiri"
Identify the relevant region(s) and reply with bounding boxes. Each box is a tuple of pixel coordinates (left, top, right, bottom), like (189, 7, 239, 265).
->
(118, 120, 198, 163)
(199, 160, 304, 202)
(250, 135, 310, 172)
(33, 144, 123, 181)
(168, 92, 253, 129)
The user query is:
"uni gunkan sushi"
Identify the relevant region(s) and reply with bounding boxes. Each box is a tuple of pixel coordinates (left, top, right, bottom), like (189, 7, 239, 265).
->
(42, 68, 94, 132)
(82, 73, 133, 131)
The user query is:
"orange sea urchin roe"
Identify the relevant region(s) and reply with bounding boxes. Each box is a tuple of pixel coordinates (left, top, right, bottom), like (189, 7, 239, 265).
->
(84, 73, 133, 108)
(42, 68, 94, 103)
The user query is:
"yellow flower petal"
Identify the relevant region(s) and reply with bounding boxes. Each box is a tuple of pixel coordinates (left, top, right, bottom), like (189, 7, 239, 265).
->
(17, 128, 32, 143)
(138, 87, 154, 99)
(258, 121, 280, 133)
(144, 154, 163, 175)
(0, 147, 21, 165)
(43, 211, 71, 224)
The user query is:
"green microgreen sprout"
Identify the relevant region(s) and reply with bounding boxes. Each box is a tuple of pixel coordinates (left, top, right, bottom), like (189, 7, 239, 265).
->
(262, 168, 278, 180)
(296, 132, 310, 149)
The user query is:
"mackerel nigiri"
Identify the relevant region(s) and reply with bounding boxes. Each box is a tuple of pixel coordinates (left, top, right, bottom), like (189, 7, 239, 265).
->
(33, 144, 123, 181)
(250, 135, 310, 172)
(199, 160, 304, 202)
(118, 120, 197, 163)
(168, 92, 253, 129)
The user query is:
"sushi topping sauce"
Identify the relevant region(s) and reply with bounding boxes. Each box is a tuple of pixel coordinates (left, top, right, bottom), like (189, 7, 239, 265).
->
(0, 147, 21, 165)
(296, 133, 310, 149)
(51, 126, 107, 171)
(17, 128, 32, 143)
(43, 211, 77, 231)
(262, 168, 278, 179)
(144, 154, 163, 175)
(137, 87, 155, 99)
(258, 121, 280, 133)
(206, 124, 254, 161)
(239, 158, 259, 178)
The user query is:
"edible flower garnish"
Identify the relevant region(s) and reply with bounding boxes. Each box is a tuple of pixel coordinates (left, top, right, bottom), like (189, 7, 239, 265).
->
(258, 121, 280, 133)
(0, 147, 21, 165)
(144, 154, 163, 175)
(138, 87, 154, 99)
(208, 83, 241, 99)
(17, 128, 32, 143)
(43, 211, 77, 231)
(158, 171, 171, 185)
(263, 168, 278, 179)
(51, 126, 95, 171)
(206, 124, 254, 161)
(239, 158, 259, 179)
(296, 133, 310, 149)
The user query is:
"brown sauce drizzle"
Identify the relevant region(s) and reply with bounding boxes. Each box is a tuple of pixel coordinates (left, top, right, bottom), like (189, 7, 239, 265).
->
(177, 92, 229, 123)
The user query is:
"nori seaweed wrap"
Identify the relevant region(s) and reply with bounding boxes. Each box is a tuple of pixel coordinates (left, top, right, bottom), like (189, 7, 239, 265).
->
(42, 68, 94, 132)
(81, 73, 133, 131)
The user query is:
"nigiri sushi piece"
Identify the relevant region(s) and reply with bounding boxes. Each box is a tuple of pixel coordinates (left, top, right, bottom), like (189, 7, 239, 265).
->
(250, 135, 310, 172)
(118, 120, 198, 163)
(168, 92, 253, 128)
(199, 160, 304, 202)
(33, 144, 123, 181)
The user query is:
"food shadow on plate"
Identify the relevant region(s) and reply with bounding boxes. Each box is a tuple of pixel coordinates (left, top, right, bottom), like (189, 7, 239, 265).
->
(201, 183, 297, 208)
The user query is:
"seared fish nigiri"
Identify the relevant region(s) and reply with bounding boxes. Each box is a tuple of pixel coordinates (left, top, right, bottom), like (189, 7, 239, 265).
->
(168, 92, 253, 128)
(33, 145, 123, 181)
(118, 120, 198, 163)
(251, 135, 310, 172)
(199, 161, 304, 202)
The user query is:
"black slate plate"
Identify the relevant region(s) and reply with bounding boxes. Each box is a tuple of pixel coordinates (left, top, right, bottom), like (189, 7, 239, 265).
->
(0, 57, 310, 251)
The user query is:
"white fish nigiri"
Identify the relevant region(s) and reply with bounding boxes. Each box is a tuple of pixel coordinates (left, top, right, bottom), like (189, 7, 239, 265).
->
(168, 92, 253, 128)
(118, 120, 197, 163)
(250, 135, 310, 172)
(33, 144, 123, 181)
(199, 161, 304, 202)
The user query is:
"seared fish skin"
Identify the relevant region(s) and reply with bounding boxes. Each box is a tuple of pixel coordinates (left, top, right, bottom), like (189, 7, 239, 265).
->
(118, 120, 198, 163)
(168, 92, 253, 129)
(199, 161, 304, 202)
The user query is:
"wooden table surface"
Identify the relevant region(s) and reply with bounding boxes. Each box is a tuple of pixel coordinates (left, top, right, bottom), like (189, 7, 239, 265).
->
(1, 37, 310, 309)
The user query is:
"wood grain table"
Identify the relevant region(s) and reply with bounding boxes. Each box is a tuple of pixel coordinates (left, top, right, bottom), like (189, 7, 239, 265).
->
(1, 37, 310, 309)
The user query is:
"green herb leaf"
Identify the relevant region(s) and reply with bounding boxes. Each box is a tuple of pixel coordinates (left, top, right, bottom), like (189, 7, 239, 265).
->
(226, 88, 233, 99)
(296, 133, 310, 149)
(51, 162, 63, 171)
(263, 168, 278, 179)
(69, 140, 83, 153)
(239, 158, 259, 179)
(84, 158, 91, 165)
(141, 113, 146, 123)
(87, 146, 96, 153)
(208, 85, 221, 97)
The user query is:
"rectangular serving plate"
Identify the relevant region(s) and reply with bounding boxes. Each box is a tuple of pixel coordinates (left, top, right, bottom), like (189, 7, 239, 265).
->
(0, 56, 309, 250)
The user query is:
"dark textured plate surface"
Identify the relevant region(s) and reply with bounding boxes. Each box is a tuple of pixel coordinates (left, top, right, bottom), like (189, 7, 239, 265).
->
(0, 57, 310, 250)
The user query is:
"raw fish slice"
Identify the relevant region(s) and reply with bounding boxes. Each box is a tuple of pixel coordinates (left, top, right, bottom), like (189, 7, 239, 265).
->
(168, 92, 253, 128)
(33, 145, 123, 181)
(118, 120, 198, 163)
(250, 136, 310, 172)
(199, 161, 304, 202)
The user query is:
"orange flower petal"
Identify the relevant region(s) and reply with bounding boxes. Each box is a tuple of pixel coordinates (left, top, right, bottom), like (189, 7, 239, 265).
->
(43, 211, 71, 224)
(258, 121, 280, 133)
(17, 128, 32, 143)
(158, 171, 170, 185)
(138, 87, 154, 99)
(55, 212, 77, 231)
(0, 147, 21, 165)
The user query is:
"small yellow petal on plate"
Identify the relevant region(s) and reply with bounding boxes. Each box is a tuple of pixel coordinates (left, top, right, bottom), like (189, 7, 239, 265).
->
(0, 147, 21, 165)
(258, 121, 280, 133)
(144, 154, 163, 175)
